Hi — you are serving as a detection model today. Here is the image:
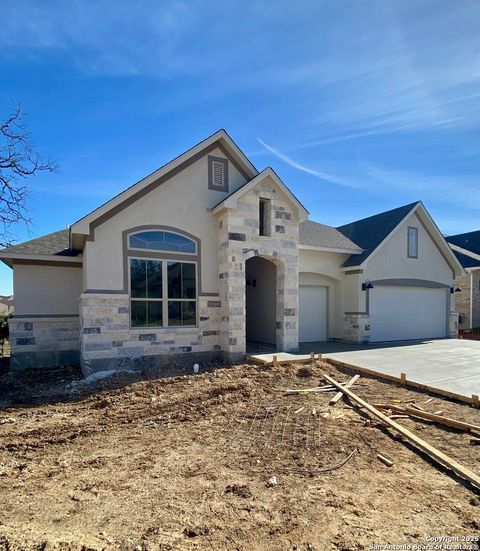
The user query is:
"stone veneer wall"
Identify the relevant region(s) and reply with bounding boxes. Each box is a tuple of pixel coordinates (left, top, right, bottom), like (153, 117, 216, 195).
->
(455, 273, 471, 329)
(455, 271, 480, 330)
(449, 312, 459, 338)
(343, 314, 370, 343)
(79, 293, 222, 376)
(472, 271, 480, 328)
(8, 317, 80, 370)
(217, 179, 300, 361)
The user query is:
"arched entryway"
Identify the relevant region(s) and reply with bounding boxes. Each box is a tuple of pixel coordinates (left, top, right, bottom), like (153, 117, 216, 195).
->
(245, 256, 277, 350)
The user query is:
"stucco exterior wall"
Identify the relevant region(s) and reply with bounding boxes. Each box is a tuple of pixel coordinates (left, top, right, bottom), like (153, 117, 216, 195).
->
(83, 147, 247, 294)
(364, 212, 454, 284)
(13, 264, 83, 315)
(299, 249, 349, 339)
(345, 212, 456, 342)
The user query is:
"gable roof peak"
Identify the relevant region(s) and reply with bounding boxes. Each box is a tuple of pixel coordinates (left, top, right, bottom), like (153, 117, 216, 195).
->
(71, 129, 258, 238)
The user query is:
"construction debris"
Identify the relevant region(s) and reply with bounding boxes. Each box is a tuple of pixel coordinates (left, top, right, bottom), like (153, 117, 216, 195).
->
(322, 373, 480, 490)
(376, 454, 394, 467)
(374, 404, 480, 434)
(329, 375, 361, 406)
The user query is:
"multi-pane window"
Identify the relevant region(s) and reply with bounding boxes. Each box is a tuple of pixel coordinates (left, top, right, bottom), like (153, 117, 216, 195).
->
(408, 227, 418, 258)
(130, 259, 163, 327)
(128, 230, 198, 328)
(129, 231, 196, 254)
(130, 259, 197, 327)
(167, 262, 197, 325)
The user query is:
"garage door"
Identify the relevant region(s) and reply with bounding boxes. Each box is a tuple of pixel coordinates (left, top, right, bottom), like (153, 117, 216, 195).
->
(299, 285, 327, 342)
(369, 286, 447, 342)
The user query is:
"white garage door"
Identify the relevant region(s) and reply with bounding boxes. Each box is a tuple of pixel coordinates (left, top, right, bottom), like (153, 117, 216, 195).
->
(299, 285, 327, 342)
(369, 286, 447, 342)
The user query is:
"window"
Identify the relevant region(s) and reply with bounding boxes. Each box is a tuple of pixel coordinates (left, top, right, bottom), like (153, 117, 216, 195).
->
(129, 231, 196, 254)
(129, 258, 197, 327)
(408, 227, 418, 258)
(208, 156, 229, 192)
(167, 262, 197, 325)
(130, 259, 163, 327)
(259, 198, 271, 236)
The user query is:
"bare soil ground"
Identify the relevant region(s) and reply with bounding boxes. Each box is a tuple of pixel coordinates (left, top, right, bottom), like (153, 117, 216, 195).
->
(0, 361, 479, 550)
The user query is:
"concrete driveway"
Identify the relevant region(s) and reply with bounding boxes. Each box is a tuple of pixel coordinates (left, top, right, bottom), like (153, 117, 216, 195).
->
(305, 339, 480, 401)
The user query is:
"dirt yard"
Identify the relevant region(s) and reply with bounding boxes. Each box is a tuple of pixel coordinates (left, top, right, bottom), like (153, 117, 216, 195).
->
(0, 360, 479, 550)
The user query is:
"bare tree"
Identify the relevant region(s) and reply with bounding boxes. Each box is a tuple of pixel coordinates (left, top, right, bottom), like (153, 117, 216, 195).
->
(0, 105, 58, 247)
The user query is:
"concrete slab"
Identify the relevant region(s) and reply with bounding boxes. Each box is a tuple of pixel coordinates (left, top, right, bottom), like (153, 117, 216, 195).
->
(322, 339, 480, 400)
(250, 339, 480, 401)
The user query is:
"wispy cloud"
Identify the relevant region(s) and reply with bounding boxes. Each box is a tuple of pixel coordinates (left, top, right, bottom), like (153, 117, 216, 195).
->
(359, 159, 480, 212)
(257, 138, 362, 189)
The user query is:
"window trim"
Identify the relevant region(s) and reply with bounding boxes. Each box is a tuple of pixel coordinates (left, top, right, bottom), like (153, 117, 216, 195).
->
(128, 229, 197, 255)
(208, 155, 229, 193)
(122, 225, 202, 296)
(128, 256, 198, 329)
(407, 226, 418, 259)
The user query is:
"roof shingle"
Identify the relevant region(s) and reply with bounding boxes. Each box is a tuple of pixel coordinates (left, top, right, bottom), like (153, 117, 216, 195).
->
(0, 229, 77, 257)
(299, 220, 361, 251)
(446, 230, 480, 257)
(337, 202, 419, 268)
(451, 249, 480, 269)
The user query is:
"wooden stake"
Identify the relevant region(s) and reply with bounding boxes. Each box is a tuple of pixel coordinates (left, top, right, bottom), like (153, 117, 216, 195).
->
(310, 352, 315, 365)
(272, 355, 278, 367)
(329, 375, 360, 406)
(322, 373, 480, 490)
(400, 372, 407, 385)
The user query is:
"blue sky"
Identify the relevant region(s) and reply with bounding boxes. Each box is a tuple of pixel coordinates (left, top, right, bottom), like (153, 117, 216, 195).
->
(0, 0, 479, 294)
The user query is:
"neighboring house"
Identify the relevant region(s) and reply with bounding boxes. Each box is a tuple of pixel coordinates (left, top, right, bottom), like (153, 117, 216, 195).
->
(0, 130, 463, 375)
(446, 230, 480, 329)
(0, 295, 13, 316)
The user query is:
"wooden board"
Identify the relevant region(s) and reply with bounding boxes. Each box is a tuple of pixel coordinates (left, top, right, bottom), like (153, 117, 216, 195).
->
(329, 375, 361, 406)
(322, 373, 480, 490)
(326, 358, 478, 406)
(374, 404, 480, 433)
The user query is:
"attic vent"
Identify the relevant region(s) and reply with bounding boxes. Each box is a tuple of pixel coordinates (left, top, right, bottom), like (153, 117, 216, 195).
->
(208, 155, 229, 193)
(213, 161, 224, 187)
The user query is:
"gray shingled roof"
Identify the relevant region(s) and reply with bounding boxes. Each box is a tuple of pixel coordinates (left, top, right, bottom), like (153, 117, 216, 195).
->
(0, 229, 78, 257)
(299, 220, 361, 251)
(451, 249, 480, 269)
(337, 202, 419, 268)
(447, 230, 480, 257)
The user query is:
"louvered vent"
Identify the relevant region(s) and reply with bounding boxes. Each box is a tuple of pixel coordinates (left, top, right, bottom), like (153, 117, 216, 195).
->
(208, 156, 228, 192)
(212, 161, 224, 187)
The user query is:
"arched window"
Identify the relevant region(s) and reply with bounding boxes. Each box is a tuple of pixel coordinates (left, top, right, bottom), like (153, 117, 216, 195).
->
(129, 231, 196, 254)
(126, 228, 199, 329)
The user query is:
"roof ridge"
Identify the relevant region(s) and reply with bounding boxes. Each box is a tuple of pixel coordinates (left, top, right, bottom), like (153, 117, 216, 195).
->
(336, 201, 420, 230)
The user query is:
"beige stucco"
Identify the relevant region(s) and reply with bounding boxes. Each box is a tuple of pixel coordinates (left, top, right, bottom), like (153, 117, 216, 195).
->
(83, 147, 247, 293)
(365, 212, 454, 283)
(13, 264, 82, 315)
(298, 249, 350, 338)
